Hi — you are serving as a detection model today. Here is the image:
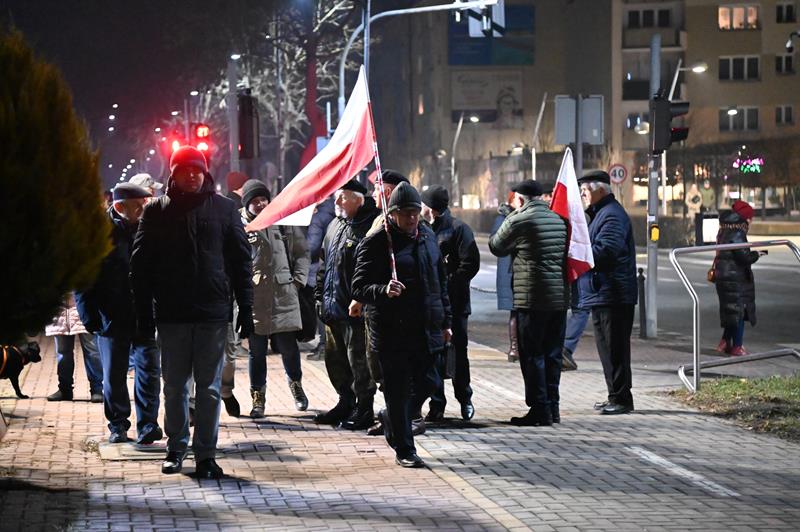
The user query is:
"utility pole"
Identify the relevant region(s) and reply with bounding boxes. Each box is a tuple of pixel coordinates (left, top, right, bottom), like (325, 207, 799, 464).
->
(575, 94, 583, 178)
(646, 34, 661, 338)
(227, 56, 240, 173)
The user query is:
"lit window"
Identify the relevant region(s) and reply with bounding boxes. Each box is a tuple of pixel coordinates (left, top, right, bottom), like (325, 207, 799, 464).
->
(719, 5, 760, 30)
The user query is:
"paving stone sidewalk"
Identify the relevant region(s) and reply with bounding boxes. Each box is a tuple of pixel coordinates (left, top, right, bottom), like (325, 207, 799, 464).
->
(1, 333, 798, 531)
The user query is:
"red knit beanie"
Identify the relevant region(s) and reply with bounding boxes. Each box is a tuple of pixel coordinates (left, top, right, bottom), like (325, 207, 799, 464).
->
(732, 200, 755, 221)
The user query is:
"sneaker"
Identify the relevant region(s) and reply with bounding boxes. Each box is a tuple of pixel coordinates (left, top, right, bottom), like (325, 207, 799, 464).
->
(137, 426, 163, 445)
(46, 389, 73, 402)
(195, 458, 224, 479)
(561, 348, 578, 371)
(222, 395, 241, 418)
(729, 346, 748, 356)
(109, 431, 128, 444)
(289, 380, 308, 411)
(716, 337, 731, 354)
(250, 388, 266, 418)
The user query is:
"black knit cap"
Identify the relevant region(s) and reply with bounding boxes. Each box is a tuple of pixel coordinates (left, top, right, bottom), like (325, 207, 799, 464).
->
(340, 179, 367, 195)
(577, 170, 611, 185)
(511, 179, 543, 197)
(420, 185, 450, 212)
(240, 179, 270, 208)
(112, 182, 152, 202)
(387, 182, 422, 213)
(380, 169, 409, 186)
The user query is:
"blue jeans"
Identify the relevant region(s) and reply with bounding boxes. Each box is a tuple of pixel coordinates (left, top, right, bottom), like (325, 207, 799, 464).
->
(53, 334, 103, 394)
(564, 308, 590, 355)
(249, 331, 302, 390)
(96, 335, 161, 436)
(159, 322, 227, 461)
(723, 318, 745, 347)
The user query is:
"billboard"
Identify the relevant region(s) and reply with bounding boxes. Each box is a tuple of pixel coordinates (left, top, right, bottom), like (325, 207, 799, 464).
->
(451, 69, 524, 128)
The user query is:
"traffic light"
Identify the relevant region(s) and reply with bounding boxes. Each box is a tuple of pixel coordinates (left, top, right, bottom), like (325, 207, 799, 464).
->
(650, 92, 689, 155)
(238, 90, 260, 159)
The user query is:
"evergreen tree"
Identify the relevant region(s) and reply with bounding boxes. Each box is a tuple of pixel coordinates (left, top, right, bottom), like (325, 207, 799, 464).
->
(0, 30, 111, 344)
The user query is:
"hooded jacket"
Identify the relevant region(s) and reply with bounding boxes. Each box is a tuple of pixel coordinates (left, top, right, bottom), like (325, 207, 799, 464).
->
(714, 210, 759, 327)
(316, 197, 380, 323)
(130, 173, 253, 325)
(75, 207, 139, 336)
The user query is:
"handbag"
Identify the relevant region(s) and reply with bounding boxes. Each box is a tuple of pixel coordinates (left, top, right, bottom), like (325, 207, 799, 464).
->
(279, 227, 318, 342)
(707, 235, 720, 283)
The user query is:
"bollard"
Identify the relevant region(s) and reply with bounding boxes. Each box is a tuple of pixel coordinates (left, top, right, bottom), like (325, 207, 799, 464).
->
(638, 267, 646, 338)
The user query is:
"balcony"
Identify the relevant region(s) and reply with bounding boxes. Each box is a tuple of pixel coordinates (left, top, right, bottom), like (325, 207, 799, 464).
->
(623, 28, 684, 49)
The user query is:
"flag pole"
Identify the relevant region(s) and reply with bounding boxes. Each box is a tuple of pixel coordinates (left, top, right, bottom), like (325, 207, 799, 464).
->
(362, 69, 397, 281)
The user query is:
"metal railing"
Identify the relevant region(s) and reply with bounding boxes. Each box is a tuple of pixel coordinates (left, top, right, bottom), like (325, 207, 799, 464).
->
(669, 239, 800, 392)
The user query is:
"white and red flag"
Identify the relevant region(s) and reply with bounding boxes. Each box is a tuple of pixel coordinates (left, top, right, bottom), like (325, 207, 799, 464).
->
(245, 66, 376, 231)
(549, 147, 594, 282)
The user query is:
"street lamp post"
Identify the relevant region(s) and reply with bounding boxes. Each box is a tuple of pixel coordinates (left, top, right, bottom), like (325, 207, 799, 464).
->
(661, 58, 707, 215)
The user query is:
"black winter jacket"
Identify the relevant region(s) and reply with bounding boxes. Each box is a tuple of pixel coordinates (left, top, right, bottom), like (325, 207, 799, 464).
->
(75, 208, 138, 337)
(307, 196, 336, 288)
(316, 197, 380, 323)
(130, 174, 254, 325)
(714, 211, 759, 327)
(577, 194, 637, 307)
(489, 199, 569, 311)
(431, 209, 480, 315)
(352, 223, 451, 356)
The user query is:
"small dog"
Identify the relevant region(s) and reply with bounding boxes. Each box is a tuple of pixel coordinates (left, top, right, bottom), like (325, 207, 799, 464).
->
(0, 342, 41, 398)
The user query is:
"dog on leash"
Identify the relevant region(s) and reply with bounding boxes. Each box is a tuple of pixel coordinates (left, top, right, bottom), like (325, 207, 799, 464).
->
(0, 342, 41, 398)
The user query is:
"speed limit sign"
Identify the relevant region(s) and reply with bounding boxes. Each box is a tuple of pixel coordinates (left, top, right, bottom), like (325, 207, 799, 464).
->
(608, 164, 627, 184)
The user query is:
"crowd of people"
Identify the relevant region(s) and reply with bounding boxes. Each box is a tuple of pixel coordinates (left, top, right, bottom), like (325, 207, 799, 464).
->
(38, 145, 761, 477)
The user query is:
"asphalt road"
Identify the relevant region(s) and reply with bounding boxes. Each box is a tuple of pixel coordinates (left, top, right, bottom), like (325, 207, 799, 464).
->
(469, 235, 800, 357)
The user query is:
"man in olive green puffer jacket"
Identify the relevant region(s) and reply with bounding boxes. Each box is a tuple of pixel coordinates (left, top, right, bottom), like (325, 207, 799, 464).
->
(489, 179, 569, 427)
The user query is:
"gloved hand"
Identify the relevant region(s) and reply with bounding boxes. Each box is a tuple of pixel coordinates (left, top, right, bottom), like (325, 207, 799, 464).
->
(135, 316, 156, 342)
(236, 305, 255, 339)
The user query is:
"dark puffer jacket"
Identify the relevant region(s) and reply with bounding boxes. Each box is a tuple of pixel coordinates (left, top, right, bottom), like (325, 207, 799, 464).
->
(130, 174, 253, 325)
(714, 210, 759, 327)
(352, 223, 451, 356)
(489, 199, 569, 311)
(75, 207, 138, 337)
(316, 197, 380, 323)
(577, 193, 637, 308)
(431, 209, 480, 315)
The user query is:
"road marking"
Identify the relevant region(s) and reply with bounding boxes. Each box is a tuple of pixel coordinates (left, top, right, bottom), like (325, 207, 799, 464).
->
(473, 377, 526, 402)
(627, 446, 740, 498)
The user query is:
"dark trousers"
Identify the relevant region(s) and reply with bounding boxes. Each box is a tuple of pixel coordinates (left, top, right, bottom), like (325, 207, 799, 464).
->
(591, 305, 635, 406)
(516, 309, 567, 410)
(380, 347, 438, 459)
(159, 322, 227, 461)
(723, 318, 745, 347)
(96, 335, 161, 436)
(324, 320, 375, 402)
(249, 330, 302, 389)
(429, 313, 472, 412)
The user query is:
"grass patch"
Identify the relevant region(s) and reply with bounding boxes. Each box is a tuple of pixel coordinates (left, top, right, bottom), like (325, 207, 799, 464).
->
(672, 374, 800, 443)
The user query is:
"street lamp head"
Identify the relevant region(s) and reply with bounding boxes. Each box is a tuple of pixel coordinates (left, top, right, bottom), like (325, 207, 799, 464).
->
(148, 149, 156, 155)
(108, 114, 116, 120)
(727, 107, 739, 116)
(787, 39, 795, 53)
(108, 126, 115, 132)
(154, 127, 161, 133)
(170, 110, 180, 116)
(690, 62, 708, 73)
(469, 115, 480, 123)
(634, 121, 650, 135)
(230, 53, 242, 61)
(189, 90, 199, 96)
(112, 103, 119, 109)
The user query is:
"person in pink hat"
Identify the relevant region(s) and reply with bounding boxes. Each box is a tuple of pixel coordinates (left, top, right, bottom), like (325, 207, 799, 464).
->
(712, 200, 764, 356)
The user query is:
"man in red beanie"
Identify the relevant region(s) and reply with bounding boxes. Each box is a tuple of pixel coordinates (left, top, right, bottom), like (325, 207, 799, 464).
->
(131, 146, 254, 479)
(732, 199, 755, 221)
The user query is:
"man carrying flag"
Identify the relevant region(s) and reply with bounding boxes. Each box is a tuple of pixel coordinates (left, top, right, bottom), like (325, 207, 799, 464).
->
(489, 179, 569, 426)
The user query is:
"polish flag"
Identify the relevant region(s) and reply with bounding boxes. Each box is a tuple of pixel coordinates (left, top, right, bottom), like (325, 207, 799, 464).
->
(549, 147, 594, 282)
(246, 66, 376, 230)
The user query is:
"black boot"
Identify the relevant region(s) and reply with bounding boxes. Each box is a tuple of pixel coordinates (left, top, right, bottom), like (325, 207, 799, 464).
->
(340, 396, 374, 431)
(551, 403, 560, 424)
(510, 406, 553, 427)
(313, 395, 354, 425)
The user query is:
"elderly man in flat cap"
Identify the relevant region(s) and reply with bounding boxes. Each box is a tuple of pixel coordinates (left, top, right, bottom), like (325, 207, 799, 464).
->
(489, 179, 569, 427)
(314, 179, 380, 429)
(577, 170, 637, 415)
(76, 182, 163, 445)
(129, 173, 163, 199)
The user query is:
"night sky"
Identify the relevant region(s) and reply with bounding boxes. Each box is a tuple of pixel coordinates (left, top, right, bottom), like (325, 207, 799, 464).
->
(3, 1, 274, 186)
